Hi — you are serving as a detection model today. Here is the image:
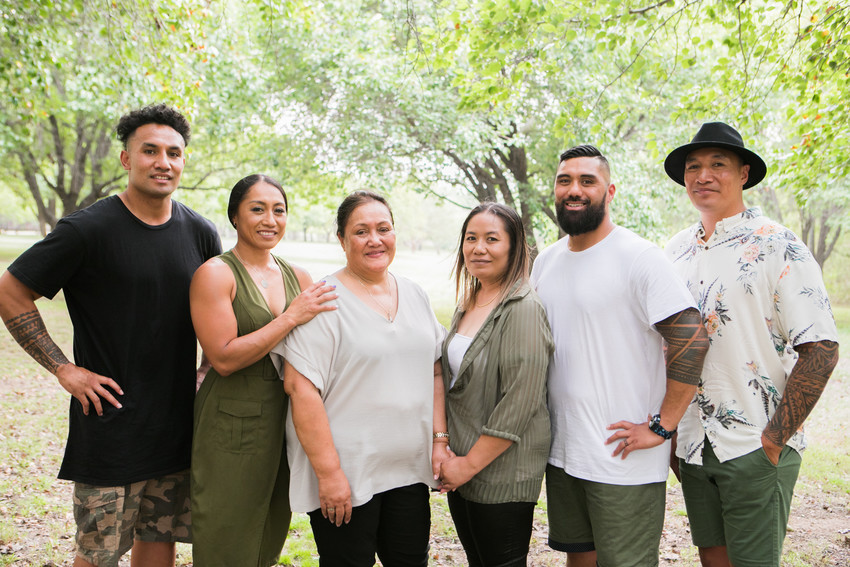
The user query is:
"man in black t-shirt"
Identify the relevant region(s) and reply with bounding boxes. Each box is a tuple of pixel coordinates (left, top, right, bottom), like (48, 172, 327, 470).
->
(0, 104, 221, 567)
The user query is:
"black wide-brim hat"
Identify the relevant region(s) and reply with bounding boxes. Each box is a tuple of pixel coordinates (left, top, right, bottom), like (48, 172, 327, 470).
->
(664, 122, 767, 190)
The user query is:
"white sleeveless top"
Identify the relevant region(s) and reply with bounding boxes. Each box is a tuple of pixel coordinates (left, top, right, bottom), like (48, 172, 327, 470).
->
(447, 333, 473, 389)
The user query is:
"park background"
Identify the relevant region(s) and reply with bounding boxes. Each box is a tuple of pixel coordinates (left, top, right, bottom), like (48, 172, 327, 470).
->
(1, 0, 848, 565)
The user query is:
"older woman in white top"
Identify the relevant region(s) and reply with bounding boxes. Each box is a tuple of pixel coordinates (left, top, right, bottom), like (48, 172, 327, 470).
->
(271, 190, 449, 567)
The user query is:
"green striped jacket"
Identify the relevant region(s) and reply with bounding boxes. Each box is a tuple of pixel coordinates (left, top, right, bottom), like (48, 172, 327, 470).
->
(441, 280, 554, 504)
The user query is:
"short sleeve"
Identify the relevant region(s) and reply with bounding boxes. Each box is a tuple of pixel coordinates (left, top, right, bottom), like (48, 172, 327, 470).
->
(632, 245, 696, 326)
(276, 310, 339, 394)
(431, 307, 448, 361)
(204, 225, 223, 259)
(772, 242, 838, 346)
(7, 219, 86, 299)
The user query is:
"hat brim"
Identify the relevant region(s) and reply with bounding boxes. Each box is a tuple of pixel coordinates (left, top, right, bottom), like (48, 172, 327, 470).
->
(664, 142, 767, 190)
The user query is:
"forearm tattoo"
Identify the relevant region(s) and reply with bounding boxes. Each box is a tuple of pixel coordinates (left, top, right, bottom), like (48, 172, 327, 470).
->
(764, 340, 838, 447)
(656, 308, 709, 386)
(5, 310, 70, 373)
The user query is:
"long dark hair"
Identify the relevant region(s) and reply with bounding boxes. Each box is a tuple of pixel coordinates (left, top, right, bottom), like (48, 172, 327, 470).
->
(453, 202, 529, 311)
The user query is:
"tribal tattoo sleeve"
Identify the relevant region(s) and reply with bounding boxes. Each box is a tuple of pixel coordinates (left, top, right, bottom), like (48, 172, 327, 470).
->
(764, 340, 839, 448)
(4, 310, 70, 374)
(655, 307, 710, 386)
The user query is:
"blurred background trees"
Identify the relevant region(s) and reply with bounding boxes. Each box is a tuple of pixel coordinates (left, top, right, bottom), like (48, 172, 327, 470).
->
(1, 0, 847, 294)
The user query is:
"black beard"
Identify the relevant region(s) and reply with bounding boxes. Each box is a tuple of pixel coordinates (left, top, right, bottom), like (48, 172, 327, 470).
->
(556, 196, 607, 236)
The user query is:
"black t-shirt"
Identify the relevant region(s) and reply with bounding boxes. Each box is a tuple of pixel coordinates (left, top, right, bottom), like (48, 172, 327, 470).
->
(9, 196, 221, 485)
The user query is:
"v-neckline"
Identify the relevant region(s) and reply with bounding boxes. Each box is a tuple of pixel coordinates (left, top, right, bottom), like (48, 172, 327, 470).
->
(235, 252, 285, 317)
(335, 273, 400, 324)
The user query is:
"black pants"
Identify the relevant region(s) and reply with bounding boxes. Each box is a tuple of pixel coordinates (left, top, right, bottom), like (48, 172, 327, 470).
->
(308, 483, 430, 567)
(447, 491, 535, 567)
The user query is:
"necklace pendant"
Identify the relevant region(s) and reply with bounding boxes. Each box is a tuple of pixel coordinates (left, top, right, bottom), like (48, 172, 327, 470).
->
(260, 279, 269, 289)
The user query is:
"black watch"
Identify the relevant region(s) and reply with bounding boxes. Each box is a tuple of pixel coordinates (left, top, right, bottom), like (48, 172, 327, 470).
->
(648, 414, 676, 440)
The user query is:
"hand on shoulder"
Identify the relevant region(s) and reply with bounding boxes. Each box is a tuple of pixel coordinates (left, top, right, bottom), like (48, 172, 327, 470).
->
(283, 267, 338, 327)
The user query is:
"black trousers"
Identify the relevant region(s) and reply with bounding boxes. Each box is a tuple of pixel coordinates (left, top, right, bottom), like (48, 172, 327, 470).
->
(308, 483, 430, 567)
(447, 491, 535, 567)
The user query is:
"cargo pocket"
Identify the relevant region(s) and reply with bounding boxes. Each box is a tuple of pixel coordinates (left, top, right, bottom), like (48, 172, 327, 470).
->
(73, 485, 121, 555)
(215, 398, 263, 453)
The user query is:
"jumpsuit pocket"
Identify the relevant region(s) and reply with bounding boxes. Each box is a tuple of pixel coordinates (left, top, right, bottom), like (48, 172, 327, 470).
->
(214, 398, 263, 454)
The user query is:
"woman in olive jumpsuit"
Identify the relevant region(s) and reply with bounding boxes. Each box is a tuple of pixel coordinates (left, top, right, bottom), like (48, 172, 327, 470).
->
(189, 174, 336, 566)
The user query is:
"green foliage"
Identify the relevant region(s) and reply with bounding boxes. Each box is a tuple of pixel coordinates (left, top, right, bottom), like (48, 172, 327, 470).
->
(0, 0, 221, 228)
(0, 0, 847, 279)
(412, 0, 849, 263)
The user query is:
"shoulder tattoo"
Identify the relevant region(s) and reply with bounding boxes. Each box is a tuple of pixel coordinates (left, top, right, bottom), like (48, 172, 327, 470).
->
(656, 308, 709, 386)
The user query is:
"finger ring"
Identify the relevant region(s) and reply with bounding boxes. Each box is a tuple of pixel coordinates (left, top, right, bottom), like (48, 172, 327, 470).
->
(327, 507, 335, 512)
(624, 440, 629, 447)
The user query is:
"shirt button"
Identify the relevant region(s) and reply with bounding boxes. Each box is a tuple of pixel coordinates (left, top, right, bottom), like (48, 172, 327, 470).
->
(704, 245, 709, 250)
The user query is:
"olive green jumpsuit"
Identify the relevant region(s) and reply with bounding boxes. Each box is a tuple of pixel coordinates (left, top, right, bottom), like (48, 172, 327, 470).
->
(191, 251, 299, 566)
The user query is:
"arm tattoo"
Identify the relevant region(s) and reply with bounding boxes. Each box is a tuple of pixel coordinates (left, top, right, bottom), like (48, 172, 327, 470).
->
(4, 310, 70, 373)
(764, 340, 839, 447)
(655, 308, 709, 386)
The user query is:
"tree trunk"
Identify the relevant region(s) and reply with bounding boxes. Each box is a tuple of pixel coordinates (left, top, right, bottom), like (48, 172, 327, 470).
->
(799, 206, 842, 269)
(12, 112, 124, 233)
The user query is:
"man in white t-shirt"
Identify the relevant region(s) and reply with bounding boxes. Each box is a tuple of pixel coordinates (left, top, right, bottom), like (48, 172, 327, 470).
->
(664, 122, 839, 567)
(531, 144, 709, 567)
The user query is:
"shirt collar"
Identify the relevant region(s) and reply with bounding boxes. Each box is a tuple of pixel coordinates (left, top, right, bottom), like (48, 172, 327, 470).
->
(697, 207, 762, 240)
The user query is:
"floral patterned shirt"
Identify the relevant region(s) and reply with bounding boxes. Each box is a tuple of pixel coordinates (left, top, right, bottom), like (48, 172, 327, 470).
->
(666, 208, 838, 465)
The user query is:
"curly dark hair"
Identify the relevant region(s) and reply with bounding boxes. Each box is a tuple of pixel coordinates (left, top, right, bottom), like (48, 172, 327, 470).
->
(115, 103, 191, 149)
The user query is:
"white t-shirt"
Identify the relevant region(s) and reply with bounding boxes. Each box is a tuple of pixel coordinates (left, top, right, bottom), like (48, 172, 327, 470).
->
(270, 273, 445, 512)
(531, 226, 696, 485)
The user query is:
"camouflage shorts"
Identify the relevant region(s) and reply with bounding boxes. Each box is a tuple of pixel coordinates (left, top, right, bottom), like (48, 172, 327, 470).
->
(72, 469, 191, 566)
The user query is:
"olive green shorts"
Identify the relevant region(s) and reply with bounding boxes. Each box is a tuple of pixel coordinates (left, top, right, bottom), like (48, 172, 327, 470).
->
(72, 469, 191, 566)
(680, 441, 801, 567)
(545, 464, 666, 567)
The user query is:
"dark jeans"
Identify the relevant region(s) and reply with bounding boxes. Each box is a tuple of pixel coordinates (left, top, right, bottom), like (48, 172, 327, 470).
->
(308, 483, 430, 567)
(447, 491, 535, 567)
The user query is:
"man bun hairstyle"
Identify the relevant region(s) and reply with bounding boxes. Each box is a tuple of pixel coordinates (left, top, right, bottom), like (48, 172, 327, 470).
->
(116, 103, 191, 149)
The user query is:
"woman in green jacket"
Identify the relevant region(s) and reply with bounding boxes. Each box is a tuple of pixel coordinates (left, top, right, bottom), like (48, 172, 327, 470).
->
(438, 202, 554, 567)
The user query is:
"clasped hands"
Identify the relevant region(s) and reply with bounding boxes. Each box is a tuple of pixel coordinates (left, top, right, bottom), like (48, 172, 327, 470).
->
(433, 443, 475, 493)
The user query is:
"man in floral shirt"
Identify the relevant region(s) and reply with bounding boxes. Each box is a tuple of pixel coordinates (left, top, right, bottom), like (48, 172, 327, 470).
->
(665, 122, 839, 567)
